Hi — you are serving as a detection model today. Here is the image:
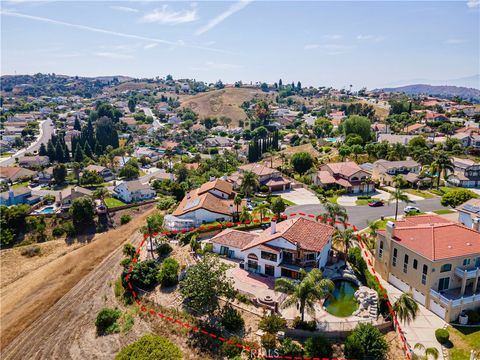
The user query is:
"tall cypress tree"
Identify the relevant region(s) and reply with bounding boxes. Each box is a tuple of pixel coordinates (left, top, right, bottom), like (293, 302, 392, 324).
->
(73, 117, 81, 131)
(55, 141, 65, 163)
(74, 143, 84, 163)
(39, 143, 47, 156)
(83, 142, 93, 159)
(47, 139, 56, 161)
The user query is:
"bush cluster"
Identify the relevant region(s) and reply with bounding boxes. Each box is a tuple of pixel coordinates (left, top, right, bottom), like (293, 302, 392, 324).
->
(292, 316, 317, 331)
(20, 245, 42, 257)
(116, 334, 182, 360)
(435, 328, 449, 344)
(95, 307, 121, 335)
(157, 258, 179, 287)
(221, 306, 244, 332)
(465, 309, 480, 324)
(120, 214, 131, 225)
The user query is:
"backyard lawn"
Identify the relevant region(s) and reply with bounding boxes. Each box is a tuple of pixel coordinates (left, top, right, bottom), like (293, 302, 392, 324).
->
(356, 197, 381, 206)
(432, 209, 455, 215)
(448, 326, 480, 360)
(105, 197, 126, 208)
(12, 181, 30, 188)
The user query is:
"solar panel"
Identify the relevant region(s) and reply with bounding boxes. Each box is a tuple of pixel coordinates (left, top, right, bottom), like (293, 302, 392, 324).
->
(463, 204, 480, 213)
(184, 198, 200, 210)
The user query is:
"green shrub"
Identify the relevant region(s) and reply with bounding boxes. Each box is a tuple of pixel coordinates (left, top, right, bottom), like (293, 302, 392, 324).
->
(221, 306, 244, 331)
(344, 323, 388, 359)
(63, 221, 76, 237)
(157, 196, 176, 211)
(304, 335, 332, 358)
(435, 328, 449, 344)
(222, 336, 243, 358)
(120, 214, 131, 225)
(155, 242, 172, 257)
(278, 338, 304, 357)
(95, 308, 121, 335)
(357, 195, 372, 200)
(292, 316, 317, 331)
(127, 259, 158, 289)
(259, 314, 286, 334)
(20, 245, 42, 257)
(235, 292, 253, 305)
(115, 334, 182, 360)
(52, 226, 65, 237)
(465, 309, 480, 324)
(157, 258, 179, 287)
(261, 333, 277, 350)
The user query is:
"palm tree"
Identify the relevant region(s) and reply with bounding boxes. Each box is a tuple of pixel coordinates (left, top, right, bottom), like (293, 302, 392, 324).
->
(233, 195, 242, 220)
(93, 187, 109, 214)
(393, 292, 419, 325)
(239, 206, 252, 226)
(392, 174, 405, 188)
(324, 202, 349, 228)
(275, 269, 334, 321)
(252, 202, 271, 222)
(388, 187, 411, 220)
(240, 171, 259, 199)
(279, 152, 287, 171)
(431, 151, 454, 189)
(361, 176, 372, 195)
(332, 228, 356, 256)
(412, 343, 439, 360)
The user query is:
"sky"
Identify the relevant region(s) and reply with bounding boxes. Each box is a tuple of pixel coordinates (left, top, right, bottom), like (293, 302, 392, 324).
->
(1, 0, 479, 89)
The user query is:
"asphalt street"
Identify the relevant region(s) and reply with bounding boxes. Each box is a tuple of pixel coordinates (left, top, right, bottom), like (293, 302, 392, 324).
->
(285, 198, 449, 230)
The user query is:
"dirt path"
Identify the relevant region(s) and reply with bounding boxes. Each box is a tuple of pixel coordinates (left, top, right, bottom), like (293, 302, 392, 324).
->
(0, 208, 155, 357)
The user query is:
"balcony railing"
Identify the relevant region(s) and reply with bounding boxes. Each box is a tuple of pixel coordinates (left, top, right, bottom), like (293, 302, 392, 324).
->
(454, 266, 480, 280)
(430, 288, 480, 307)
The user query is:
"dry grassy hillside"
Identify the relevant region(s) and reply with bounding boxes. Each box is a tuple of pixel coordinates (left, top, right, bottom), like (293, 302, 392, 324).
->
(180, 87, 274, 126)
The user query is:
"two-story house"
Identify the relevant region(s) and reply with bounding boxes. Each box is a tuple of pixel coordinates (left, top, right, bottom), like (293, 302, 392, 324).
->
(229, 163, 291, 192)
(314, 161, 374, 194)
(164, 179, 239, 231)
(83, 165, 115, 182)
(447, 157, 480, 188)
(210, 218, 334, 278)
(457, 198, 480, 231)
(374, 215, 480, 322)
(0, 187, 40, 206)
(372, 159, 422, 186)
(113, 180, 156, 203)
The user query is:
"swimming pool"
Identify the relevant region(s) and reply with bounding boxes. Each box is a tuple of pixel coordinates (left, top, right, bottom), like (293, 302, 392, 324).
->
(323, 280, 359, 317)
(38, 206, 55, 214)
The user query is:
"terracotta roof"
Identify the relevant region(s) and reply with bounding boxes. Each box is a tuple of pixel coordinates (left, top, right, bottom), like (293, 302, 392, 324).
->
(388, 215, 480, 261)
(242, 218, 334, 252)
(264, 177, 291, 187)
(316, 170, 337, 184)
(173, 189, 235, 217)
(405, 123, 427, 133)
(321, 162, 362, 178)
(210, 228, 258, 249)
(0, 166, 35, 180)
(198, 179, 233, 196)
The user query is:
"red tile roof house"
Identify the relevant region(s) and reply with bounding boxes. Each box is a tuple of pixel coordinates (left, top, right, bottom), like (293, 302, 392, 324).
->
(374, 215, 480, 322)
(314, 161, 374, 194)
(229, 163, 291, 192)
(209, 218, 335, 279)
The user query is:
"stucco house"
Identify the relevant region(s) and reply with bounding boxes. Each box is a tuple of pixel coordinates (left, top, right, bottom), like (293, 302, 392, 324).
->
(447, 157, 480, 188)
(314, 161, 374, 194)
(209, 218, 334, 278)
(372, 159, 422, 186)
(229, 163, 291, 192)
(113, 180, 156, 203)
(0, 186, 40, 206)
(457, 198, 480, 231)
(374, 215, 480, 323)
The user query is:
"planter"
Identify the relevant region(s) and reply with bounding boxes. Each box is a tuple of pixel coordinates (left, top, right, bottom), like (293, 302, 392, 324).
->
(459, 312, 469, 325)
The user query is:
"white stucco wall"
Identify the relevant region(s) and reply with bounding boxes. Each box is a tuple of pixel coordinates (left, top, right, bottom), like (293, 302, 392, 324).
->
(178, 208, 232, 223)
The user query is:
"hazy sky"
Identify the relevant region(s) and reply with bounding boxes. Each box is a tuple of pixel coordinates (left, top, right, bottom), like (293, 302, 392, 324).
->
(1, 1, 479, 89)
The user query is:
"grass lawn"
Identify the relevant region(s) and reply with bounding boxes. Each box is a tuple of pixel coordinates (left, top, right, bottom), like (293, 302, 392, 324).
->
(374, 217, 395, 230)
(356, 198, 381, 206)
(432, 209, 455, 215)
(105, 197, 126, 208)
(404, 188, 434, 199)
(448, 326, 480, 360)
(11, 181, 30, 188)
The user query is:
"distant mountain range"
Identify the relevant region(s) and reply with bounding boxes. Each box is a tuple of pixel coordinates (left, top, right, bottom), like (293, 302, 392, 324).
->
(378, 84, 480, 102)
(380, 74, 479, 90)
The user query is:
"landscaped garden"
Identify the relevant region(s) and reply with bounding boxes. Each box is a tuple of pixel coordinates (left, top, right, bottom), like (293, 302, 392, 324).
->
(447, 326, 480, 360)
(105, 197, 126, 208)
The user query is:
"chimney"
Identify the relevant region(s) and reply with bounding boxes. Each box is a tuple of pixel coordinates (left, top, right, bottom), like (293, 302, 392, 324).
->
(473, 218, 480, 232)
(271, 221, 277, 235)
(386, 221, 395, 239)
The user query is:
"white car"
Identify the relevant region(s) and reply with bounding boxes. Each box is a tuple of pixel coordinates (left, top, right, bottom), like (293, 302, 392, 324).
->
(404, 205, 420, 213)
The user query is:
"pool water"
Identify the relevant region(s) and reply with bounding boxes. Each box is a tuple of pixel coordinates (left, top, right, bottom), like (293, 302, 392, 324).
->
(323, 280, 358, 317)
(39, 206, 55, 214)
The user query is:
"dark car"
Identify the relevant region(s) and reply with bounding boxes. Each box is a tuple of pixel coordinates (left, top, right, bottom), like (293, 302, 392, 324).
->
(368, 200, 384, 207)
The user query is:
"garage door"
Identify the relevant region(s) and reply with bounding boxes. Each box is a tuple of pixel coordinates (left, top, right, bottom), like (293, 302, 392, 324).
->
(412, 289, 426, 306)
(388, 274, 410, 292)
(429, 299, 446, 319)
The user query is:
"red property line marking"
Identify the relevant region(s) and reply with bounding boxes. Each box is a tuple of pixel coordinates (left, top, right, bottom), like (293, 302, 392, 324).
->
(125, 214, 411, 360)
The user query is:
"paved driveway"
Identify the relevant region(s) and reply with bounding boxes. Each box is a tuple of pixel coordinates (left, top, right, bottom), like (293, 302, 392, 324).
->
(276, 188, 320, 205)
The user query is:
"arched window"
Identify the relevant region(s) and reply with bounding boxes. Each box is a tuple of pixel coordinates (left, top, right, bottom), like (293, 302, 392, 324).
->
(440, 264, 452, 273)
(247, 253, 258, 260)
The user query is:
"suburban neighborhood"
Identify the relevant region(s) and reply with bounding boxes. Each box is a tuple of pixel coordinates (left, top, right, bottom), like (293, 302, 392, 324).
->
(0, 1, 479, 360)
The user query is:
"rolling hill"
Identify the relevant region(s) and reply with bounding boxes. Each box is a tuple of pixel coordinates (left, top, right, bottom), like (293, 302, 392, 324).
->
(379, 84, 480, 102)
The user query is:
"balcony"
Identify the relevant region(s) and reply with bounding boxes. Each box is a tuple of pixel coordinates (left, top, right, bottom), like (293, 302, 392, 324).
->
(430, 286, 480, 307)
(454, 266, 480, 280)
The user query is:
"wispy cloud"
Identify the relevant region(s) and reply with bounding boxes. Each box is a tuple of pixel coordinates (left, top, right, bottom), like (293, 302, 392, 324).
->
(445, 38, 467, 44)
(144, 43, 158, 50)
(356, 34, 385, 42)
(304, 43, 354, 55)
(195, 0, 252, 35)
(191, 61, 243, 71)
(467, 0, 479, 8)
(0, 10, 228, 53)
(141, 4, 197, 25)
(94, 52, 133, 60)
(110, 5, 139, 13)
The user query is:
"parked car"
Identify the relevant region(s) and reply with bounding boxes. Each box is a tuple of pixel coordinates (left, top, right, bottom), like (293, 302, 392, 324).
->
(368, 200, 384, 207)
(404, 205, 420, 213)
